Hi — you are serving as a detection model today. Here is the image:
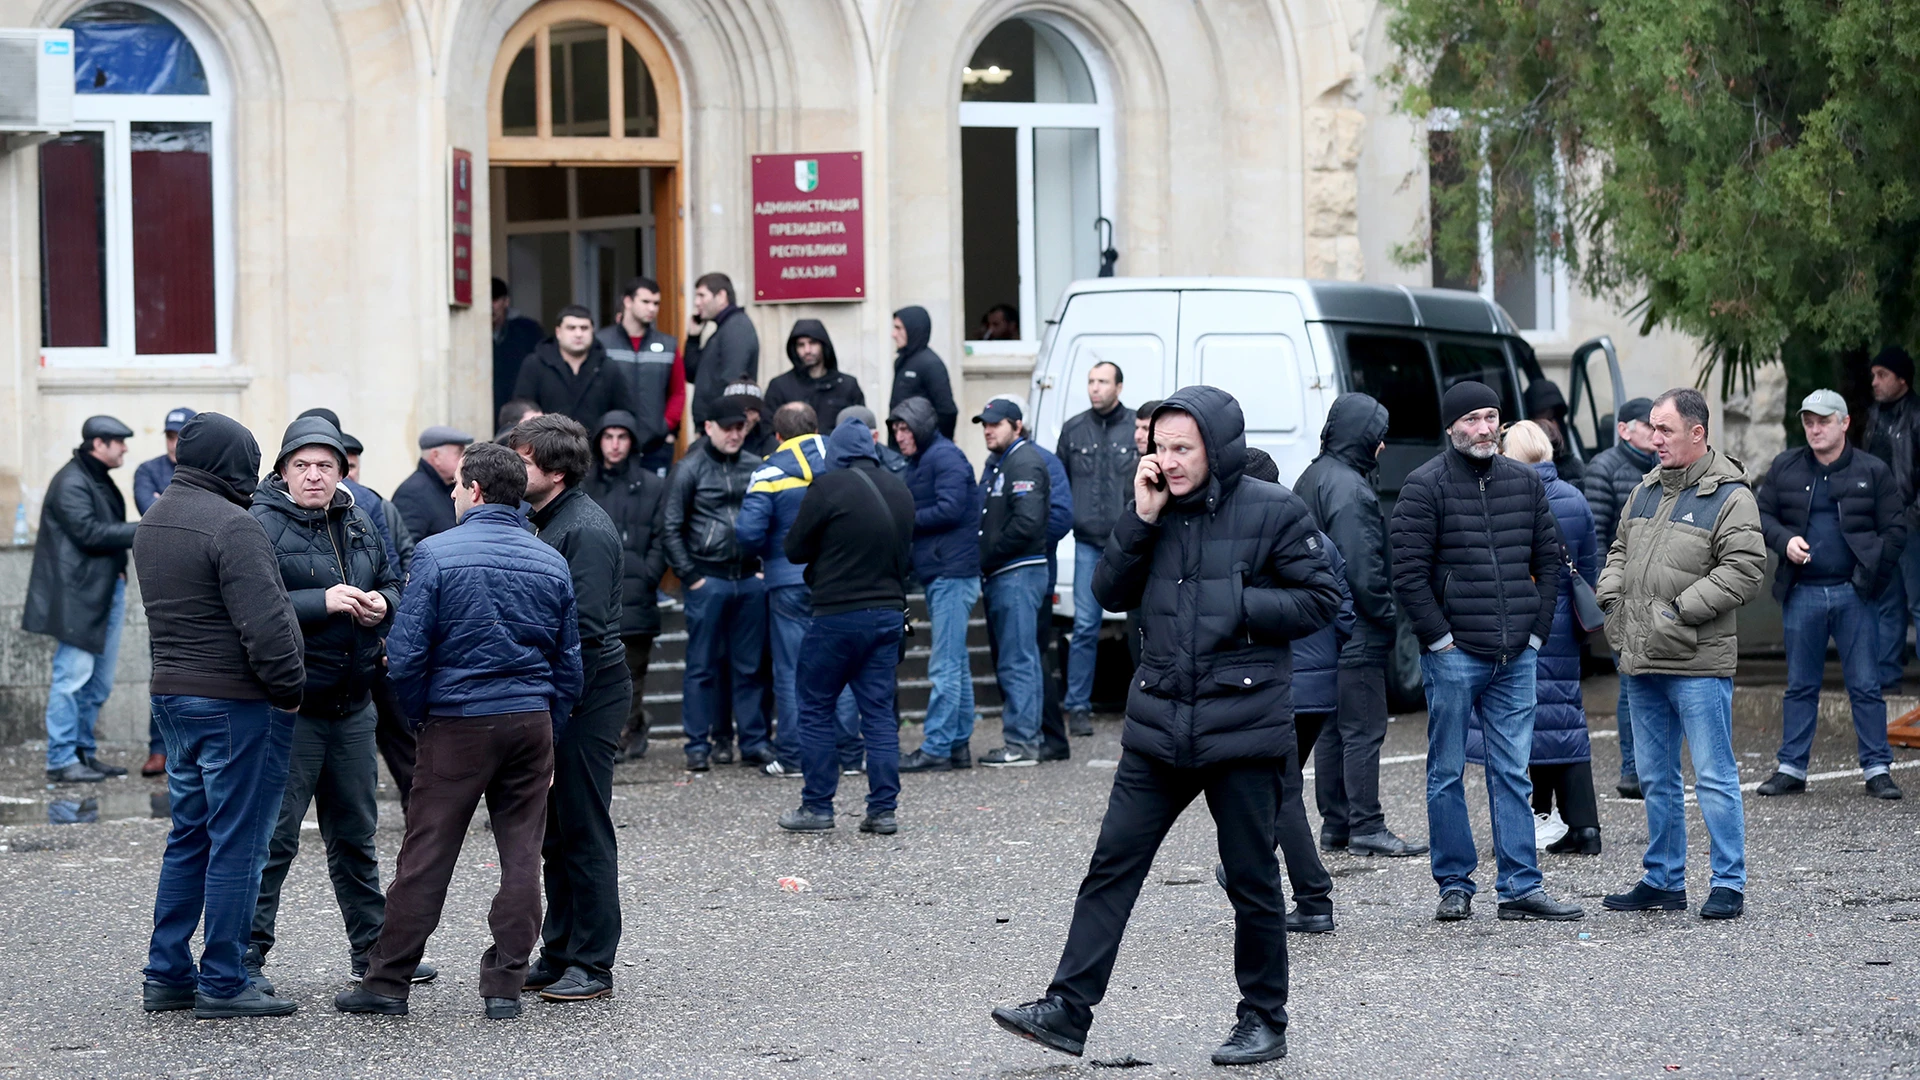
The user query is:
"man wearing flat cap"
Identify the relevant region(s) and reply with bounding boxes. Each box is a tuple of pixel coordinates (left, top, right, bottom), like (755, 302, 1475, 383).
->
(1580, 395, 1658, 796)
(1866, 346, 1920, 691)
(392, 425, 475, 543)
(25, 415, 138, 783)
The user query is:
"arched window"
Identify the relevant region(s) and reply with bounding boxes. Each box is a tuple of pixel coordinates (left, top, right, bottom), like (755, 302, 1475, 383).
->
(959, 14, 1115, 343)
(40, 1, 230, 365)
(488, 1, 681, 164)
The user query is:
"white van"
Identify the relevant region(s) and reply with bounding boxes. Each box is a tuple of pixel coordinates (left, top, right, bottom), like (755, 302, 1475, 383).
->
(1024, 277, 1624, 708)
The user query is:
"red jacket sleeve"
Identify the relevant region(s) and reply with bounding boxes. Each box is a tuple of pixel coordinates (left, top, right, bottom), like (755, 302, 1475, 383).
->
(664, 347, 688, 431)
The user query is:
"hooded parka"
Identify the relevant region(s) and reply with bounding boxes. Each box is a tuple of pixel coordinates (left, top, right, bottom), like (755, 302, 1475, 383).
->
(890, 396, 980, 582)
(584, 411, 669, 636)
(765, 319, 865, 427)
(1293, 393, 1396, 666)
(888, 307, 958, 439)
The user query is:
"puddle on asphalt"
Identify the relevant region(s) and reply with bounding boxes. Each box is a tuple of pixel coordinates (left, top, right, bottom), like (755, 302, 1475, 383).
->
(0, 787, 171, 826)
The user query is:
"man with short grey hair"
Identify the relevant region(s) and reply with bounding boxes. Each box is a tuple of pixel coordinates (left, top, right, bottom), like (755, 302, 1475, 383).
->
(392, 426, 475, 542)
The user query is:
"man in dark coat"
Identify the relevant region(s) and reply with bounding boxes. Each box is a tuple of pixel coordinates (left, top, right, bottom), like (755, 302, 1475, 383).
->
(27, 414, 138, 783)
(1055, 360, 1134, 734)
(136, 413, 306, 1019)
(133, 405, 196, 514)
(511, 305, 636, 430)
(245, 417, 418, 994)
(1580, 395, 1657, 797)
(1756, 390, 1907, 801)
(1292, 392, 1425, 857)
(766, 318, 864, 428)
(684, 272, 759, 428)
(1523, 377, 1586, 483)
(1865, 346, 1920, 691)
(974, 397, 1051, 766)
(889, 306, 958, 439)
(991, 386, 1339, 1067)
(1391, 381, 1581, 923)
(595, 276, 681, 474)
(584, 410, 668, 761)
(392, 426, 474, 542)
(492, 277, 545, 418)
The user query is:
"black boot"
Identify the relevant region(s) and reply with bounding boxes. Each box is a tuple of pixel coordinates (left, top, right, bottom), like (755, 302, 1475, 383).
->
(1545, 826, 1602, 855)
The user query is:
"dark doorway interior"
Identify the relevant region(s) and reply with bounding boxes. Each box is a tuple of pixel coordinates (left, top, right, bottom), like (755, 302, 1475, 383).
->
(961, 127, 1019, 341)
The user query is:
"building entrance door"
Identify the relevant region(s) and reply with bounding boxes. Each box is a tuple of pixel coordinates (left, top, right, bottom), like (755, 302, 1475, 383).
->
(492, 164, 670, 331)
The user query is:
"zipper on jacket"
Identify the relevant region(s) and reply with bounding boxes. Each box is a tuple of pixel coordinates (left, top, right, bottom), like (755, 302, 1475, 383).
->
(1481, 474, 1510, 664)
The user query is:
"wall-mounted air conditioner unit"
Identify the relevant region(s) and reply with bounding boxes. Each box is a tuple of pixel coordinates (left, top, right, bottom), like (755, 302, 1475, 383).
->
(0, 29, 76, 134)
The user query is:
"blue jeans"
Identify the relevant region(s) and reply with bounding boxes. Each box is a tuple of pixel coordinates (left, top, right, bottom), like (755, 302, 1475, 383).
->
(798, 608, 904, 816)
(768, 584, 863, 770)
(983, 565, 1048, 750)
(1624, 673, 1745, 893)
(1421, 646, 1542, 901)
(144, 696, 296, 997)
(1612, 651, 1636, 780)
(681, 575, 769, 757)
(1783, 584, 1892, 778)
(1875, 540, 1920, 686)
(1064, 541, 1104, 713)
(44, 577, 126, 769)
(920, 576, 981, 758)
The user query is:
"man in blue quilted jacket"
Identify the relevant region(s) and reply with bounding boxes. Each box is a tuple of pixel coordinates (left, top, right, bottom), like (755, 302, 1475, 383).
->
(337, 441, 583, 1022)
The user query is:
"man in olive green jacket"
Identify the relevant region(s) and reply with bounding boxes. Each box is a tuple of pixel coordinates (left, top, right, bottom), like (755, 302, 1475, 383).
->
(1596, 388, 1765, 921)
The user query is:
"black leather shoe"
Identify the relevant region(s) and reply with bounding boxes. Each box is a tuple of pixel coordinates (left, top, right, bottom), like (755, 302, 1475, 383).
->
(898, 748, 953, 773)
(1545, 826, 1602, 855)
(1867, 774, 1905, 800)
(242, 947, 273, 997)
(777, 806, 835, 832)
(1699, 886, 1744, 919)
(1616, 774, 1643, 800)
(1067, 709, 1094, 737)
(1036, 744, 1071, 762)
(685, 751, 711, 772)
(46, 761, 107, 784)
(1318, 831, 1348, 852)
(712, 742, 735, 765)
(1347, 829, 1428, 857)
(1287, 908, 1336, 934)
(198, 984, 299, 1018)
(522, 961, 558, 991)
(538, 966, 612, 1002)
(332, 987, 404, 1015)
(351, 959, 436, 984)
(82, 752, 128, 778)
(142, 980, 195, 1012)
(950, 745, 973, 770)
(484, 996, 521, 1019)
(1756, 771, 1806, 796)
(739, 746, 777, 767)
(1435, 891, 1472, 921)
(859, 811, 898, 834)
(1211, 1012, 1288, 1066)
(1497, 891, 1585, 921)
(1603, 881, 1688, 911)
(990, 995, 1087, 1056)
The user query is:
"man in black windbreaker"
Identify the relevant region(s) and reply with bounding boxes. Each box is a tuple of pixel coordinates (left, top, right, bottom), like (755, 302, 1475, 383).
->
(974, 398, 1051, 767)
(1292, 393, 1426, 858)
(1391, 381, 1581, 924)
(889, 306, 958, 439)
(991, 386, 1339, 1068)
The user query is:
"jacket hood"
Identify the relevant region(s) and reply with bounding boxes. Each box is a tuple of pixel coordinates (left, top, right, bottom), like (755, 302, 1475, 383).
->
(594, 409, 642, 445)
(785, 319, 839, 373)
(253, 472, 354, 518)
(1524, 379, 1568, 419)
(173, 412, 263, 507)
(893, 306, 932, 359)
(827, 419, 880, 469)
(1319, 392, 1389, 473)
(1531, 459, 1561, 486)
(1151, 385, 1246, 512)
(886, 396, 940, 451)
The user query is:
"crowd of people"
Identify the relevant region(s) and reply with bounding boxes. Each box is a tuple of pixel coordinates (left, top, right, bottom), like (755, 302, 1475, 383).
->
(17, 275, 1915, 1059)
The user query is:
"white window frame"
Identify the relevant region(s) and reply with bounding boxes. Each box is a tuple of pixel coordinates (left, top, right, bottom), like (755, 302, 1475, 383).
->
(1427, 110, 1568, 344)
(958, 12, 1117, 344)
(41, 0, 233, 369)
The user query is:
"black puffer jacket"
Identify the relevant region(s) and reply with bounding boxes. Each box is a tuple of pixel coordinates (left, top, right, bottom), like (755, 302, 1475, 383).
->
(1523, 379, 1587, 484)
(1056, 402, 1137, 546)
(1757, 445, 1907, 604)
(250, 477, 401, 718)
(530, 484, 627, 679)
(1293, 393, 1396, 666)
(888, 306, 957, 439)
(661, 437, 762, 583)
(1389, 445, 1560, 660)
(1581, 440, 1656, 553)
(1094, 385, 1342, 767)
(765, 319, 865, 427)
(585, 411, 668, 636)
(23, 449, 137, 653)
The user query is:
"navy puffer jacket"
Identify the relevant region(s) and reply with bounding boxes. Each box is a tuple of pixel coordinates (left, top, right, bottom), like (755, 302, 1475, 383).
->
(1288, 529, 1354, 715)
(894, 396, 980, 581)
(1468, 461, 1595, 765)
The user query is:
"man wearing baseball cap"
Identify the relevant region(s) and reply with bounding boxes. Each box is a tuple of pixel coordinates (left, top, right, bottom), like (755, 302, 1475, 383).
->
(134, 406, 196, 515)
(392, 425, 475, 543)
(973, 395, 1052, 767)
(1755, 389, 1907, 800)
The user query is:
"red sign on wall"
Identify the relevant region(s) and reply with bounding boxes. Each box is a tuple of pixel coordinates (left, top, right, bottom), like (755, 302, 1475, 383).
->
(449, 147, 474, 308)
(751, 152, 865, 303)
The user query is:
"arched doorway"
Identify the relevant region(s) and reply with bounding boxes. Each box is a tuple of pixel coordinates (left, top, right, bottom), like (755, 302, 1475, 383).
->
(486, 0, 682, 411)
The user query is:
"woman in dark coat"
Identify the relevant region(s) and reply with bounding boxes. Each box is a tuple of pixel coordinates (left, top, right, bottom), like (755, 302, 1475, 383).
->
(1467, 420, 1601, 854)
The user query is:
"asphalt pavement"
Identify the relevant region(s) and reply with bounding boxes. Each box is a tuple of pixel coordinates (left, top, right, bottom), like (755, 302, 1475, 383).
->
(0, 675, 1915, 1079)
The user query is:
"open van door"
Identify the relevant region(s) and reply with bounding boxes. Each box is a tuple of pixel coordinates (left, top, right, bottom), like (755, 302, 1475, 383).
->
(1564, 336, 1626, 459)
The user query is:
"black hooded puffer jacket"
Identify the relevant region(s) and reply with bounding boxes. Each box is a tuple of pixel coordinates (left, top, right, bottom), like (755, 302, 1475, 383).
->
(765, 318, 865, 427)
(1093, 385, 1342, 767)
(585, 410, 669, 636)
(1293, 392, 1396, 665)
(888, 306, 957, 439)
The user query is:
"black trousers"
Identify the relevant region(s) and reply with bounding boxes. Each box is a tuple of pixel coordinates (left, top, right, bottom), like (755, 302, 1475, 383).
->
(540, 663, 630, 982)
(1038, 600, 1070, 760)
(1049, 752, 1289, 1030)
(1531, 761, 1600, 829)
(621, 633, 655, 757)
(372, 671, 417, 809)
(1278, 713, 1333, 915)
(1315, 665, 1388, 839)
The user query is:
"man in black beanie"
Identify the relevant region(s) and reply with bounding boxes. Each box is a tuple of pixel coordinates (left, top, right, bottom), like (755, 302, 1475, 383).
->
(1390, 381, 1584, 923)
(1866, 346, 1920, 691)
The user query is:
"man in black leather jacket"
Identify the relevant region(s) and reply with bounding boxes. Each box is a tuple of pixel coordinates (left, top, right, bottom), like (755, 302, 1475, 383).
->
(662, 395, 768, 770)
(1866, 346, 1920, 691)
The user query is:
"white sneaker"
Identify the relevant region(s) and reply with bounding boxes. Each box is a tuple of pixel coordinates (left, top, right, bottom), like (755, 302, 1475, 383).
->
(762, 761, 802, 779)
(1533, 809, 1569, 849)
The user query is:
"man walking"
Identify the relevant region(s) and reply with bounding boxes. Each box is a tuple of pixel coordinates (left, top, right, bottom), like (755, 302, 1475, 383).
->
(245, 417, 420, 992)
(890, 306, 958, 439)
(684, 273, 759, 428)
(337, 441, 583, 1020)
(1056, 362, 1134, 737)
(991, 388, 1338, 1066)
(507, 416, 632, 1003)
(663, 394, 769, 770)
(136, 413, 305, 1019)
(512, 305, 635, 429)
(774, 417, 917, 834)
(1756, 390, 1906, 799)
(584, 411, 668, 761)
(596, 277, 683, 474)
(1581, 396, 1658, 798)
(1865, 346, 1920, 691)
(1293, 393, 1426, 857)
(767, 319, 865, 428)
(133, 406, 195, 513)
(974, 398, 1051, 767)
(393, 426, 474, 542)
(27, 415, 139, 783)
(1391, 381, 1582, 922)
(1598, 389, 1765, 920)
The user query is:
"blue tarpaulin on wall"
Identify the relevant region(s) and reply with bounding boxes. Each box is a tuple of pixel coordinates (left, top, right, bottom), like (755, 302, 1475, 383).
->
(66, 4, 207, 95)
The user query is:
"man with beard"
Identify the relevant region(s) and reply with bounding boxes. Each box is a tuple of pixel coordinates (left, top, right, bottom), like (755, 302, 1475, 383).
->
(584, 411, 668, 762)
(1865, 347, 1920, 692)
(766, 319, 864, 428)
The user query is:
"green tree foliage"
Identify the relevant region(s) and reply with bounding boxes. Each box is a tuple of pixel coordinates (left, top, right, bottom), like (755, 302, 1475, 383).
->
(1382, 0, 1920, 392)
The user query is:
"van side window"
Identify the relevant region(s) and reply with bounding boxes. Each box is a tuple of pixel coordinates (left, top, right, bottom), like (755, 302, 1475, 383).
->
(1437, 341, 1521, 418)
(1346, 333, 1439, 441)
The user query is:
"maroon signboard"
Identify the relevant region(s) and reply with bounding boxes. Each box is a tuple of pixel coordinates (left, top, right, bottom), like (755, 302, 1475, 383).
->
(448, 147, 474, 307)
(751, 152, 865, 302)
